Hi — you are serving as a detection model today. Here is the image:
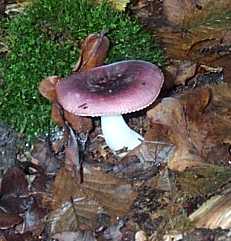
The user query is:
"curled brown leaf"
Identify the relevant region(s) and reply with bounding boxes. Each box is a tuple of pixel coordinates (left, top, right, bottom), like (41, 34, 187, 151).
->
(73, 31, 110, 72)
(38, 76, 61, 102)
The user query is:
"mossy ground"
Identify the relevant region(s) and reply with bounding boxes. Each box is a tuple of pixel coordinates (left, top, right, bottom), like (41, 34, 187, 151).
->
(0, 0, 164, 141)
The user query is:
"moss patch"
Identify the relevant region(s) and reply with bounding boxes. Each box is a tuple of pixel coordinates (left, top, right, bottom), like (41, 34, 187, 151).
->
(0, 0, 164, 141)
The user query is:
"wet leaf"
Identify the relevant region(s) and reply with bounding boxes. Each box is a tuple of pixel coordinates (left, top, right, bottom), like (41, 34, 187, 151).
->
(147, 83, 231, 171)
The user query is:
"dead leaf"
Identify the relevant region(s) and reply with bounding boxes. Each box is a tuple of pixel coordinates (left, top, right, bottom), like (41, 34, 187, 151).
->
(147, 83, 231, 171)
(23, 197, 47, 235)
(48, 197, 100, 234)
(102, 219, 124, 241)
(64, 125, 80, 176)
(189, 191, 231, 229)
(96, 0, 130, 11)
(113, 141, 175, 180)
(31, 139, 61, 174)
(52, 167, 137, 222)
(0, 167, 28, 196)
(174, 61, 197, 85)
(53, 231, 97, 241)
(73, 32, 109, 72)
(0, 210, 23, 230)
(38, 76, 61, 102)
(130, 0, 231, 67)
(51, 103, 93, 133)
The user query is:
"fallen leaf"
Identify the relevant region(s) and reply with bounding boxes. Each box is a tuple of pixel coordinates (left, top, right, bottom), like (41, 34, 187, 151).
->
(48, 197, 100, 234)
(38, 76, 61, 102)
(130, 0, 231, 66)
(52, 166, 137, 225)
(23, 196, 47, 235)
(31, 139, 62, 174)
(64, 125, 80, 176)
(147, 83, 231, 171)
(110, 0, 130, 11)
(0, 167, 28, 196)
(174, 61, 197, 85)
(189, 192, 231, 229)
(96, 0, 130, 11)
(112, 141, 175, 180)
(102, 219, 124, 241)
(53, 231, 97, 241)
(2, 232, 34, 241)
(135, 230, 147, 241)
(73, 32, 110, 72)
(0, 210, 23, 230)
(0, 195, 30, 214)
(51, 103, 93, 133)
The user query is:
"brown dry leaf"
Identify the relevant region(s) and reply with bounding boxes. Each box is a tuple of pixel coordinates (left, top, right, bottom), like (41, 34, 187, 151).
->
(131, 0, 231, 69)
(163, 60, 197, 87)
(114, 141, 175, 180)
(51, 103, 93, 133)
(48, 197, 100, 234)
(174, 61, 197, 85)
(52, 167, 137, 221)
(31, 139, 61, 174)
(73, 32, 109, 72)
(38, 76, 61, 102)
(161, 0, 231, 60)
(146, 83, 231, 171)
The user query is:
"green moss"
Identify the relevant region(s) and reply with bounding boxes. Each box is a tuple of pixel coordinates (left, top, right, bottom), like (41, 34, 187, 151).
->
(176, 165, 231, 197)
(0, 0, 164, 141)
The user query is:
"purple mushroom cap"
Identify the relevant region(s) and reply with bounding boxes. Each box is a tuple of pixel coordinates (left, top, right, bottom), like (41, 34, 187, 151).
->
(56, 60, 164, 116)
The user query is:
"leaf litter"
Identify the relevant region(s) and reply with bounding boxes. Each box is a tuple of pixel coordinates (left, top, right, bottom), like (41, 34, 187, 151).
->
(1, 9, 231, 240)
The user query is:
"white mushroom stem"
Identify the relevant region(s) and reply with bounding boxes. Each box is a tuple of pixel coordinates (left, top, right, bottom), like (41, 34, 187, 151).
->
(101, 115, 143, 152)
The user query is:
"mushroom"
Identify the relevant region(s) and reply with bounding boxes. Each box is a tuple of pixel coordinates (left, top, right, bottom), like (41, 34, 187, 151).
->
(56, 60, 164, 152)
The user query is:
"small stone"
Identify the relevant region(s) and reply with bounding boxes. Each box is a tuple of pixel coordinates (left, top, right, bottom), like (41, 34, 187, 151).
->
(135, 230, 147, 241)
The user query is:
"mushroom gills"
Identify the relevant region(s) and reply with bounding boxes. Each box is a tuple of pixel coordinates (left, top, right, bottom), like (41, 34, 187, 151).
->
(101, 115, 143, 152)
